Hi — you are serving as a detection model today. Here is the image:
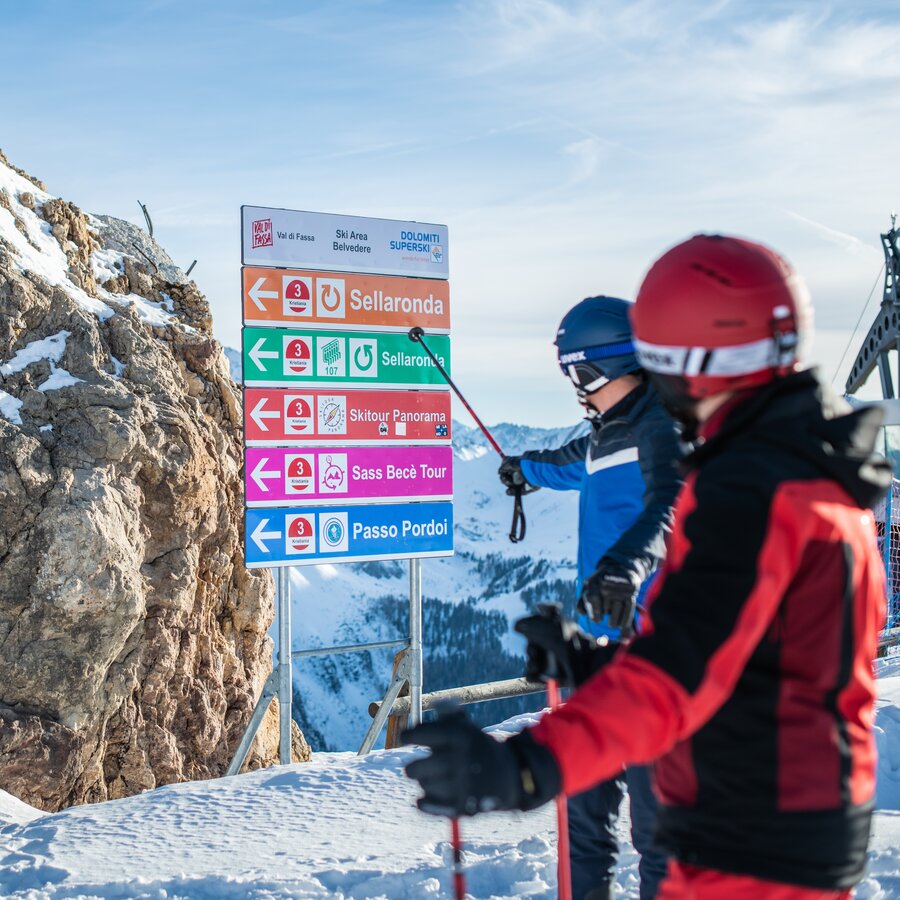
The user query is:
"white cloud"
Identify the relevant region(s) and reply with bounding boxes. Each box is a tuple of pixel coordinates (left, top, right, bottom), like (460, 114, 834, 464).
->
(783, 210, 881, 259)
(563, 137, 603, 186)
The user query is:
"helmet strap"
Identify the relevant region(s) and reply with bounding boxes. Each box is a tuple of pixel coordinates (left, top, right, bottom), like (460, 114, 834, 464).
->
(578, 395, 603, 421)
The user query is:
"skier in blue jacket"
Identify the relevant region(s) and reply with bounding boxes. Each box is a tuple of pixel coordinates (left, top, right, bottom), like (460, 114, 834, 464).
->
(498, 296, 684, 900)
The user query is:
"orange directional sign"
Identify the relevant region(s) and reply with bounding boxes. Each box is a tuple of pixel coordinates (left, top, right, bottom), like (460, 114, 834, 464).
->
(242, 267, 451, 333)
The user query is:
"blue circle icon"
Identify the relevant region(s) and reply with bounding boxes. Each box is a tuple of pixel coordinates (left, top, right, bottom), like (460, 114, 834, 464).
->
(323, 517, 344, 547)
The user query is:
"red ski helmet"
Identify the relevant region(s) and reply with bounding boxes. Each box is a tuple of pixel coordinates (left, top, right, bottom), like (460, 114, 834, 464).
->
(631, 234, 811, 415)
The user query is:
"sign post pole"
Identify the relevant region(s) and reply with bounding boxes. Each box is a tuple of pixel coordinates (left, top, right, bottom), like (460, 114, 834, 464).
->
(278, 566, 292, 764)
(409, 558, 423, 727)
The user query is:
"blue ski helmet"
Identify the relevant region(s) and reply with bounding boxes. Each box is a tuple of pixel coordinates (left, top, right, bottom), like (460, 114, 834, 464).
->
(554, 296, 641, 396)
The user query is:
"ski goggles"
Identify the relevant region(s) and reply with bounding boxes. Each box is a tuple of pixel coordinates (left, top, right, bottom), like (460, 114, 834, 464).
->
(558, 341, 635, 395)
(565, 362, 609, 395)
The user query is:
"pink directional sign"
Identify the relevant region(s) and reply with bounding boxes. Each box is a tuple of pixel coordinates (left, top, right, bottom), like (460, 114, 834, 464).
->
(245, 445, 453, 506)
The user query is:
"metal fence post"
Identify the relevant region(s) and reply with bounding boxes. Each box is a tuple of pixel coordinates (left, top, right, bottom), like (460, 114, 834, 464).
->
(884, 479, 898, 628)
(278, 566, 292, 764)
(409, 558, 423, 727)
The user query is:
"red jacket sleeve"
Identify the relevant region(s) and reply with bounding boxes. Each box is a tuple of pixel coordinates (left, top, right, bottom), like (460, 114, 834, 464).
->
(530, 468, 809, 796)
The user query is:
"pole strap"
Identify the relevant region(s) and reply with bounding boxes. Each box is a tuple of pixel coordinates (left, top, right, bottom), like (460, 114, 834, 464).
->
(509, 485, 526, 543)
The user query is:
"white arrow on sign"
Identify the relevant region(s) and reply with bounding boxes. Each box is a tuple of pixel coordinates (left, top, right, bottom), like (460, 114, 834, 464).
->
(250, 397, 280, 432)
(249, 337, 279, 371)
(251, 457, 281, 492)
(248, 277, 279, 311)
(251, 517, 282, 554)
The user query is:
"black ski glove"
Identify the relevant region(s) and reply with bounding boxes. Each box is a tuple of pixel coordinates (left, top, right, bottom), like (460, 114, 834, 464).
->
(498, 456, 540, 496)
(578, 562, 643, 635)
(514, 603, 615, 688)
(403, 711, 560, 817)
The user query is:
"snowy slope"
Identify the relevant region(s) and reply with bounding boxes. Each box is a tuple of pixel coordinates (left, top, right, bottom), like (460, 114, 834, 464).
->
(3, 667, 900, 899)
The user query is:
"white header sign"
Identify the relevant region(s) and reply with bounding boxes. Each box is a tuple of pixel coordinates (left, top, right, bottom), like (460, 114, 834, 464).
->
(241, 206, 449, 279)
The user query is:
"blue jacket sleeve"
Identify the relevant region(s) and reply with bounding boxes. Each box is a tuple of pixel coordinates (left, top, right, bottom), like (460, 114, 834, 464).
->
(600, 401, 683, 582)
(519, 435, 589, 492)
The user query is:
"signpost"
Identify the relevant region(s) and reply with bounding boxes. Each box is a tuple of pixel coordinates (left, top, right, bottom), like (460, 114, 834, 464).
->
(234, 204, 454, 768)
(242, 206, 448, 278)
(245, 445, 454, 505)
(245, 502, 454, 568)
(242, 327, 451, 389)
(244, 388, 452, 445)
(243, 267, 450, 332)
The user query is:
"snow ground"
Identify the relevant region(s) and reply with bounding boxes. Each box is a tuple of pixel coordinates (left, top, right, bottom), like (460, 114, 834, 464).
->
(2, 669, 900, 900)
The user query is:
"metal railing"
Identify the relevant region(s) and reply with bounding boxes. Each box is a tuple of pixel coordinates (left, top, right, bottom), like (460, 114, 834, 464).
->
(364, 671, 546, 752)
(368, 676, 544, 719)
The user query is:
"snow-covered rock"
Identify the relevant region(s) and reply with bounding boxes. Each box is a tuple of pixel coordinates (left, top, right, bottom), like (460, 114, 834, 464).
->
(0, 149, 307, 813)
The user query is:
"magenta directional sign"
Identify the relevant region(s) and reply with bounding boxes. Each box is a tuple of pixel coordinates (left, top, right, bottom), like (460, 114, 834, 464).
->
(245, 446, 453, 506)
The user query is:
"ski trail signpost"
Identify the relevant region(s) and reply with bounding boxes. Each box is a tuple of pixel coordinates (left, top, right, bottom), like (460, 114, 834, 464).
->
(245, 445, 454, 506)
(243, 388, 451, 445)
(242, 205, 448, 277)
(242, 327, 451, 389)
(245, 502, 454, 565)
(242, 267, 450, 332)
(235, 205, 453, 767)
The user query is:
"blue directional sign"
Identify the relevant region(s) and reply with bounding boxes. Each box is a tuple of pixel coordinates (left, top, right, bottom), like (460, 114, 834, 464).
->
(244, 501, 454, 568)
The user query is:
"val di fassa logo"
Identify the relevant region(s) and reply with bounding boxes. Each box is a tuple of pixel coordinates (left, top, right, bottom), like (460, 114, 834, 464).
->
(389, 230, 444, 264)
(251, 218, 273, 249)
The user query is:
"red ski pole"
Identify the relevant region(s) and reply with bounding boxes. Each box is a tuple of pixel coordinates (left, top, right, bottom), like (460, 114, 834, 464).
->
(450, 817, 466, 900)
(408, 327, 529, 542)
(408, 326, 504, 456)
(546, 679, 572, 900)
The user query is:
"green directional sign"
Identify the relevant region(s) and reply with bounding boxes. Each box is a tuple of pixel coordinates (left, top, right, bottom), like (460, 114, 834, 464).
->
(242, 327, 451, 389)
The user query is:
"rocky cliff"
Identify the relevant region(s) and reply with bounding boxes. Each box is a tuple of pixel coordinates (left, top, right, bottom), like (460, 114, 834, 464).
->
(0, 150, 308, 812)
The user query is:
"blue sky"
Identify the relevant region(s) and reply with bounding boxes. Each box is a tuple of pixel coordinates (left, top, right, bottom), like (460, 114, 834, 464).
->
(3, 0, 900, 425)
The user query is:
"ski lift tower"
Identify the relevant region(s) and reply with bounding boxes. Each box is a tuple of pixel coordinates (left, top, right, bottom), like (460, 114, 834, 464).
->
(845, 215, 900, 398)
(845, 216, 900, 644)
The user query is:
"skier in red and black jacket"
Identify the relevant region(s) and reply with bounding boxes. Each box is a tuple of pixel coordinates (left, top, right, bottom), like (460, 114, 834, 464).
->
(404, 234, 891, 899)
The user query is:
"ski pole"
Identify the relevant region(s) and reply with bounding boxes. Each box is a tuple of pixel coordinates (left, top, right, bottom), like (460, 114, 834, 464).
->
(546, 679, 572, 900)
(433, 704, 468, 899)
(408, 326, 529, 542)
(408, 326, 504, 456)
(450, 817, 466, 900)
